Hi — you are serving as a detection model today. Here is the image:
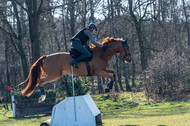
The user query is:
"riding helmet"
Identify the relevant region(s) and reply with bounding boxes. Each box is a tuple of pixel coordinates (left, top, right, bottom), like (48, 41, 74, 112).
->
(88, 23, 97, 31)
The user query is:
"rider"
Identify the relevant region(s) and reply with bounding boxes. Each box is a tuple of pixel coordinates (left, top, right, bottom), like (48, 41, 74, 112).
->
(70, 23, 107, 68)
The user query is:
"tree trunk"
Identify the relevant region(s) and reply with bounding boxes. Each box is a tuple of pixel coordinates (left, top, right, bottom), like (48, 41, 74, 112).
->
(128, 0, 148, 71)
(90, 77, 95, 94)
(110, 0, 116, 36)
(5, 37, 11, 85)
(117, 56, 124, 91)
(62, 0, 68, 52)
(25, 0, 43, 63)
(82, 0, 87, 27)
(3, 30, 11, 109)
(161, 0, 167, 23)
(131, 58, 136, 87)
(68, 0, 75, 36)
(90, 0, 95, 23)
(124, 62, 131, 91)
(12, 1, 28, 79)
(113, 56, 119, 92)
(0, 1, 29, 79)
(97, 77, 104, 94)
(131, 37, 136, 87)
(182, 0, 190, 46)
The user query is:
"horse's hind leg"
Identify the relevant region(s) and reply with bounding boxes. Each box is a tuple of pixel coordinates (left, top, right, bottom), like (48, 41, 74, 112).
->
(38, 75, 62, 103)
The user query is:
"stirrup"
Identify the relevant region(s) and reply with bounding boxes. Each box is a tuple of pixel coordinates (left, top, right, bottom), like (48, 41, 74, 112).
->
(70, 62, 78, 68)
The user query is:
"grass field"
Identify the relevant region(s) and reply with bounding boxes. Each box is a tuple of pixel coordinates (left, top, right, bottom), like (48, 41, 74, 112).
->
(0, 92, 190, 126)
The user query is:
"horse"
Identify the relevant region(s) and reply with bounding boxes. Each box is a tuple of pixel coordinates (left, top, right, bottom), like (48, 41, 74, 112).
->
(17, 37, 131, 103)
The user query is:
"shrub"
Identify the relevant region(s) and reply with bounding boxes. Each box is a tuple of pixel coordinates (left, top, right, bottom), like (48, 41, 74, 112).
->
(13, 89, 56, 106)
(145, 47, 190, 100)
(13, 89, 56, 100)
(57, 77, 90, 97)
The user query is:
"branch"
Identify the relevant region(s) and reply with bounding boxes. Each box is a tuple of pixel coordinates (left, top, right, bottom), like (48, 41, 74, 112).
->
(0, 16, 18, 39)
(0, 26, 9, 35)
(12, 0, 22, 37)
(0, 26, 20, 54)
(139, 1, 155, 22)
(40, 0, 81, 14)
(11, 0, 28, 12)
(128, 0, 138, 23)
(37, 0, 43, 16)
(10, 35, 20, 54)
(133, 1, 148, 12)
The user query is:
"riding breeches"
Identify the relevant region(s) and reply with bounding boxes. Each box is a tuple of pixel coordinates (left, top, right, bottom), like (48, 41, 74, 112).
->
(71, 40, 91, 57)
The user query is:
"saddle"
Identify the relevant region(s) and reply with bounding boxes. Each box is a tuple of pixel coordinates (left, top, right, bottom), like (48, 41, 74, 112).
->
(69, 47, 93, 62)
(69, 47, 93, 76)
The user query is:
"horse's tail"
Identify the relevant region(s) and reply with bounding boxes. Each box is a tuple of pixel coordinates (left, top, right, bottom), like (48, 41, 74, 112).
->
(19, 56, 46, 97)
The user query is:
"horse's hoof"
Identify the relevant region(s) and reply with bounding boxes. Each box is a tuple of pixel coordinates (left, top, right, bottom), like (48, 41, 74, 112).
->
(105, 88, 110, 93)
(38, 95, 46, 103)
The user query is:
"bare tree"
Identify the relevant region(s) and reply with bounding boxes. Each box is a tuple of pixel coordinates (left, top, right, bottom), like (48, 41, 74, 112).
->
(128, 0, 155, 71)
(0, 1, 29, 79)
(182, 0, 190, 46)
(90, 0, 95, 22)
(23, 0, 44, 63)
(68, 0, 75, 36)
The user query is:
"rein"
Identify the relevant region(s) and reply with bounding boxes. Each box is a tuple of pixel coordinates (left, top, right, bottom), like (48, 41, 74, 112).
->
(100, 43, 110, 58)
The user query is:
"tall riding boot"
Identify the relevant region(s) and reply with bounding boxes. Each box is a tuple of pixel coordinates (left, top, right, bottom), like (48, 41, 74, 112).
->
(70, 54, 88, 68)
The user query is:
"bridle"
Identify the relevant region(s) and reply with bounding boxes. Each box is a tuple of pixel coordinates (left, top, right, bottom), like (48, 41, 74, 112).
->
(122, 39, 131, 60)
(101, 38, 131, 61)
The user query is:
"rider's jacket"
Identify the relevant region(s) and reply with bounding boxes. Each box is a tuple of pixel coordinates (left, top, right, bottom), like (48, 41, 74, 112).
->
(71, 28, 89, 45)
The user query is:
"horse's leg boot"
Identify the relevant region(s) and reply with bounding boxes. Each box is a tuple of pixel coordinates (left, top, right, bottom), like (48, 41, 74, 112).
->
(105, 88, 110, 93)
(38, 87, 46, 103)
(109, 81, 114, 89)
(38, 95, 46, 103)
(40, 87, 46, 95)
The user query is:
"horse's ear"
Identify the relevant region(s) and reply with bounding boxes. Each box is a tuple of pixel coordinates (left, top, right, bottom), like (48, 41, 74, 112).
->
(123, 38, 128, 46)
(124, 38, 128, 43)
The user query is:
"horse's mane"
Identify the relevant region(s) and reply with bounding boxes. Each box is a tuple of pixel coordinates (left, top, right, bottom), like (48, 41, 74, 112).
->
(91, 37, 123, 48)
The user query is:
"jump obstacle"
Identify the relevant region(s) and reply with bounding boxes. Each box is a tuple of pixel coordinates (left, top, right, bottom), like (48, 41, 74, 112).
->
(8, 86, 55, 118)
(41, 66, 102, 126)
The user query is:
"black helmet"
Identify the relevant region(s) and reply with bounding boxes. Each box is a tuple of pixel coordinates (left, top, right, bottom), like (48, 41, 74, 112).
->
(88, 23, 97, 31)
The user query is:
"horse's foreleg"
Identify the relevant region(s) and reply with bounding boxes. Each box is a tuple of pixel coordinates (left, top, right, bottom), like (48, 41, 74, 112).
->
(104, 69, 116, 93)
(95, 69, 116, 93)
(104, 69, 116, 81)
(38, 75, 61, 103)
(95, 70, 114, 80)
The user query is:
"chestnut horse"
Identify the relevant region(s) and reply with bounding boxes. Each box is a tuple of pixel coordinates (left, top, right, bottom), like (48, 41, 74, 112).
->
(17, 37, 131, 103)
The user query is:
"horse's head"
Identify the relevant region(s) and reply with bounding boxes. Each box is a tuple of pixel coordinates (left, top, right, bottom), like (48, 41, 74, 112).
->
(100, 37, 131, 62)
(118, 38, 132, 63)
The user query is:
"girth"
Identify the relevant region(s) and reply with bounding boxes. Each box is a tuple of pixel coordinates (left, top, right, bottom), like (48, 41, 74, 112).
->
(85, 62, 92, 76)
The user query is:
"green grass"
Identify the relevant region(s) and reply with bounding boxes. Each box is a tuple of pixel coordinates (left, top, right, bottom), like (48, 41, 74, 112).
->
(0, 92, 190, 126)
(0, 104, 50, 126)
(94, 92, 190, 126)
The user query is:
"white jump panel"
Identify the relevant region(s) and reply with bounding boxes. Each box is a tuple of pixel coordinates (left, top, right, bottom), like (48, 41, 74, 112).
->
(50, 94, 101, 126)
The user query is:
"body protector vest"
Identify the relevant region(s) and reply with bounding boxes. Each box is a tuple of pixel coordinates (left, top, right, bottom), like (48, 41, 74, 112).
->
(71, 28, 89, 45)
